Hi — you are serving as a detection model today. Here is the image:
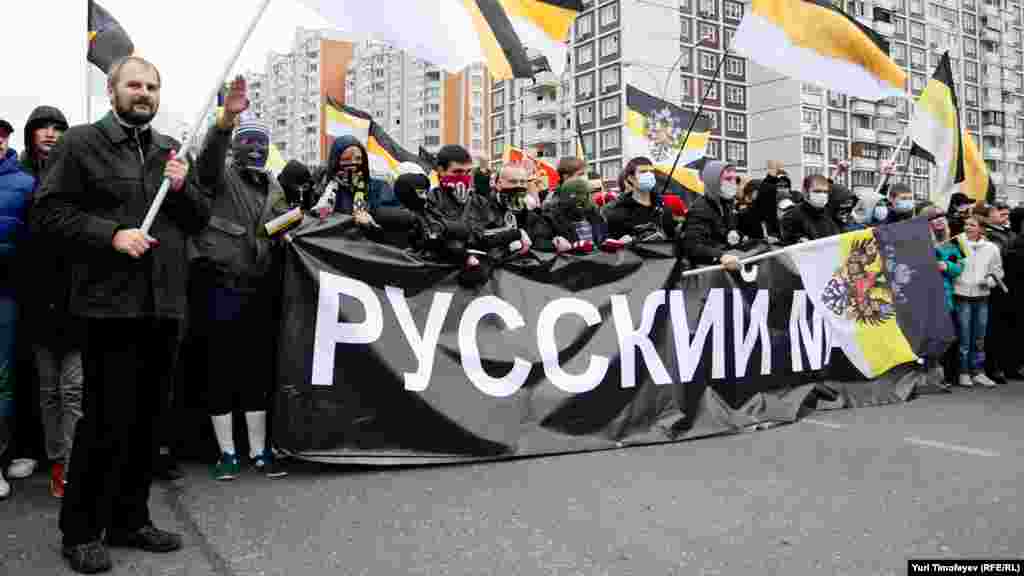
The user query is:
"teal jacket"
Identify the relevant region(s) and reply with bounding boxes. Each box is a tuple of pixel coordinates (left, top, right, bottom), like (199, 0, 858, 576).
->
(935, 241, 964, 312)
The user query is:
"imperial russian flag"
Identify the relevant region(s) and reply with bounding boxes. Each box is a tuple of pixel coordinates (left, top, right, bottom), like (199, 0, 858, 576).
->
(784, 219, 954, 378)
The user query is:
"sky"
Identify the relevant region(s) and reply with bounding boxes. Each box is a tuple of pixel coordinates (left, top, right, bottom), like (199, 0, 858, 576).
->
(4, 0, 332, 144)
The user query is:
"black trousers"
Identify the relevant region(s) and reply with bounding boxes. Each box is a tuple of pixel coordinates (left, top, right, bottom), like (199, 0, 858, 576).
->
(985, 288, 1016, 375)
(59, 317, 179, 546)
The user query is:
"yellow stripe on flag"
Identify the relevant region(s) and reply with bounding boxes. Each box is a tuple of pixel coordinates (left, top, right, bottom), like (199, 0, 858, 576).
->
(325, 105, 370, 139)
(499, 0, 577, 42)
(461, 0, 514, 80)
(962, 130, 989, 202)
(367, 135, 400, 172)
(838, 229, 917, 376)
(917, 80, 958, 131)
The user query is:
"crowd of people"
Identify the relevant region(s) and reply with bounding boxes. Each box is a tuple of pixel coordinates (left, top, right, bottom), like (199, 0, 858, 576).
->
(1, 56, 1021, 574)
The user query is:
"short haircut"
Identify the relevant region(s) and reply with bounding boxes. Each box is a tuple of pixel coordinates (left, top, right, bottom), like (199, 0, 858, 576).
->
(618, 156, 653, 192)
(557, 157, 586, 182)
(804, 174, 829, 191)
(107, 55, 162, 90)
(971, 203, 991, 218)
(435, 144, 472, 170)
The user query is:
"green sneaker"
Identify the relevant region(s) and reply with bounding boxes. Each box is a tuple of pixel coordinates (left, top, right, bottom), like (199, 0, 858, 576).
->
(212, 453, 239, 481)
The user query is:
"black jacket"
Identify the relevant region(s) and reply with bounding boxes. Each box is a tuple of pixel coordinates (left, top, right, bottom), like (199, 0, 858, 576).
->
(780, 203, 842, 244)
(190, 126, 289, 291)
(601, 193, 672, 240)
(682, 161, 739, 265)
(31, 112, 211, 319)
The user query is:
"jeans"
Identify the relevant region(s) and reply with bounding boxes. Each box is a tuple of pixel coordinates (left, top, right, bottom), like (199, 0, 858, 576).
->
(36, 346, 83, 466)
(956, 298, 989, 374)
(0, 294, 17, 459)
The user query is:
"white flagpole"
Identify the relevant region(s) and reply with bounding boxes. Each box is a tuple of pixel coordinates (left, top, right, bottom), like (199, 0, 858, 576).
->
(679, 233, 847, 278)
(874, 131, 910, 195)
(140, 0, 273, 234)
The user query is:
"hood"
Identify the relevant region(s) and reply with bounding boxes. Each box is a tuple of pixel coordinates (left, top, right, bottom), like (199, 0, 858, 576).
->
(0, 148, 22, 176)
(700, 160, 734, 203)
(22, 105, 68, 177)
(328, 136, 370, 179)
(278, 159, 312, 190)
(851, 190, 883, 224)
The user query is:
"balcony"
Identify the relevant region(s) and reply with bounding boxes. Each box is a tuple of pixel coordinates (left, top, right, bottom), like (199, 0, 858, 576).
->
(991, 172, 1005, 185)
(854, 127, 877, 142)
(801, 91, 823, 106)
(877, 102, 898, 117)
(985, 97, 1004, 110)
(526, 129, 559, 146)
(852, 100, 877, 115)
(524, 101, 559, 119)
(875, 21, 895, 36)
(801, 122, 822, 135)
(803, 153, 826, 166)
(875, 0, 896, 9)
(1006, 125, 1020, 138)
(985, 75, 1004, 88)
(986, 51, 1001, 65)
(853, 157, 879, 170)
(853, 185, 876, 196)
(1004, 149, 1019, 161)
(985, 3, 1000, 18)
(878, 131, 900, 145)
(983, 29, 1001, 42)
(985, 147, 1004, 159)
(984, 123, 1005, 136)
(528, 71, 559, 91)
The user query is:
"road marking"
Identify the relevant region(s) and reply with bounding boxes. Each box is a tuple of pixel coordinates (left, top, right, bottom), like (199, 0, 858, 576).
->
(802, 418, 846, 429)
(903, 436, 1000, 457)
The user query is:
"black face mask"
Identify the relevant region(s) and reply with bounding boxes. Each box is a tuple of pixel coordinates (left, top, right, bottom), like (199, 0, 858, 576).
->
(500, 186, 529, 210)
(232, 142, 269, 171)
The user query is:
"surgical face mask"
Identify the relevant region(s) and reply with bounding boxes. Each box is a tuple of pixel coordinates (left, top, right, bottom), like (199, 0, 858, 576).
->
(636, 171, 656, 193)
(874, 206, 890, 222)
(719, 180, 738, 200)
(807, 191, 829, 209)
(894, 198, 914, 213)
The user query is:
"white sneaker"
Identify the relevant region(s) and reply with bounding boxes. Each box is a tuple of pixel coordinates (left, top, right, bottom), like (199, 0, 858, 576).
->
(959, 374, 974, 387)
(6, 458, 37, 479)
(0, 470, 9, 500)
(973, 373, 998, 388)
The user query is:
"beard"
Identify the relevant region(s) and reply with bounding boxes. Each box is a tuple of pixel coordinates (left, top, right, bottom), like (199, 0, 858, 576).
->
(113, 91, 157, 126)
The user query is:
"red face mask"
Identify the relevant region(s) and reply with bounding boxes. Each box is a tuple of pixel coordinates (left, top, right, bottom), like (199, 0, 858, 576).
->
(440, 173, 472, 189)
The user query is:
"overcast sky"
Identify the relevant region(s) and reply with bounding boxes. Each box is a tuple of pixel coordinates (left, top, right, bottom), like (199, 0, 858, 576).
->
(4, 0, 333, 143)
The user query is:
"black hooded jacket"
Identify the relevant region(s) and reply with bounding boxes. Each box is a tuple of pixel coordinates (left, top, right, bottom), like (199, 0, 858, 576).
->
(277, 159, 313, 209)
(314, 135, 397, 214)
(780, 202, 842, 244)
(681, 161, 739, 265)
(19, 106, 69, 180)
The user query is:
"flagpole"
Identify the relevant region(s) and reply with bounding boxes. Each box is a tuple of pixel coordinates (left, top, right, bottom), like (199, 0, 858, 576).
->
(85, 0, 92, 123)
(140, 0, 272, 234)
(875, 131, 910, 196)
(574, 107, 586, 161)
(680, 232, 850, 278)
(657, 48, 728, 199)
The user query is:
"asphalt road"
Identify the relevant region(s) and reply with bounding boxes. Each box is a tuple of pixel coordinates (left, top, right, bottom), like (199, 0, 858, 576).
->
(2, 383, 1021, 575)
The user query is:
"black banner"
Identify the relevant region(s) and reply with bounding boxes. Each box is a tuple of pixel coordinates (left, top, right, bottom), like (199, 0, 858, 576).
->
(273, 218, 925, 464)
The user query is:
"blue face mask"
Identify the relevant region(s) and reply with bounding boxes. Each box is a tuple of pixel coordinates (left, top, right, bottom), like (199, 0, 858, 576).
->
(874, 206, 890, 222)
(894, 199, 914, 213)
(636, 171, 656, 193)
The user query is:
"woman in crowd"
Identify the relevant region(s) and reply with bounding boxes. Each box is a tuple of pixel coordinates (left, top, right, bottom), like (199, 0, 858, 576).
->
(926, 205, 963, 389)
(952, 213, 1003, 388)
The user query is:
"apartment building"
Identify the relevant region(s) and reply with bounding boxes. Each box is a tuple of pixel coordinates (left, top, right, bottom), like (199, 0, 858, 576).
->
(490, 0, 751, 189)
(749, 0, 1024, 204)
(343, 41, 491, 162)
(245, 28, 354, 167)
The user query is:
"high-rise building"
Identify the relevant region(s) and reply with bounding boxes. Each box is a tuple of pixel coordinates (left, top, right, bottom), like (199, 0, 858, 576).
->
(748, 0, 1024, 204)
(246, 28, 355, 168)
(343, 41, 492, 162)
(490, 0, 750, 190)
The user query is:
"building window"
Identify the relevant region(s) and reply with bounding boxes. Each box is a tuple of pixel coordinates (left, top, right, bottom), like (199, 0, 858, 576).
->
(803, 108, 822, 130)
(726, 112, 745, 132)
(724, 0, 744, 21)
(700, 51, 717, 73)
(726, 142, 746, 165)
(576, 13, 593, 37)
(726, 85, 745, 105)
(600, 65, 620, 92)
(601, 97, 620, 120)
(895, 16, 906, 35)
(701, 110, 720, 132)
(601, 129, 620, 151)
(600, 33, 620, 58)
(911, 73, 926, 92)
(577, 73, 595, 98)
(829, 110, 847, 132)
(911, 48, 925, 68)
(964, 39, 977, 58)
(599, 3, 619, 27)
(725, 56, 744, 77)
(601, 160, 621, 182)
(893, 43, 907, 65)
(493, 140, 504, 156)
(577, 43, 594, 67)
(910, 22, 925, 42)
(493, 116, 505, 133)
(680, 49, 693, 71)
(830, 140, 847, 159)
(707, 139, 722, 159)
(724, 28, 735, 49)
(681, 76, 693, 101)
(579, 103, 595, 125)
(965, 61, 978, 82)
(698, 23, 718, 45)
(701, 80, 719, 101)
(963, 13, 975, 33)
(698, 0, 718, 19)
(680, 18, 692, 44)
(828, 91, 846, 108)
(804, 137, 823, 154)
(852, 171, 875, 187)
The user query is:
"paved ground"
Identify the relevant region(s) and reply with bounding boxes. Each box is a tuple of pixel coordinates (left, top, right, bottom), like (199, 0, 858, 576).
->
(2, 382, 1021, 575)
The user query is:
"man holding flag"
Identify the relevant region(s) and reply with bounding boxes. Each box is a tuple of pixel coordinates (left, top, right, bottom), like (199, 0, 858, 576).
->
(33, 56, 209, 574)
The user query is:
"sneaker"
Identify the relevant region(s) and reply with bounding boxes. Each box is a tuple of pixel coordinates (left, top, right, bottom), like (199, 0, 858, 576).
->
(212, 453, 240, 481)
(50, 463, 66, 499)
(958, 374, 974, 387)
(974, 373, 998, 388)
(107, 524, 183, 553)
(251, 450, 288, 479)
(6, 458, 36, 479)
(990, 372, 1008, 385)
(62, 541, 112, 574)
(0, 469, 9, 500)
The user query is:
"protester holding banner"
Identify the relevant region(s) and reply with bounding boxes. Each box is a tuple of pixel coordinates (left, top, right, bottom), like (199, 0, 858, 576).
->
(277, 159, 315, 210)
(952, 215, 1003, 388)
(680, 160, 741, 271)
(492, 165, 554, 251)
(312, 135, 399, 224)
(754, 160, 793, 236)
(31, 55, 208, 573)
(926, 205, 964, 387)
(603, 157, 673, 241)
(885, 183, 916, 224)
(847, 190, 890, 231)
(546, 177, 618, 254)
(190, 76, 290, 481)
(779, 174, 843, 245)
